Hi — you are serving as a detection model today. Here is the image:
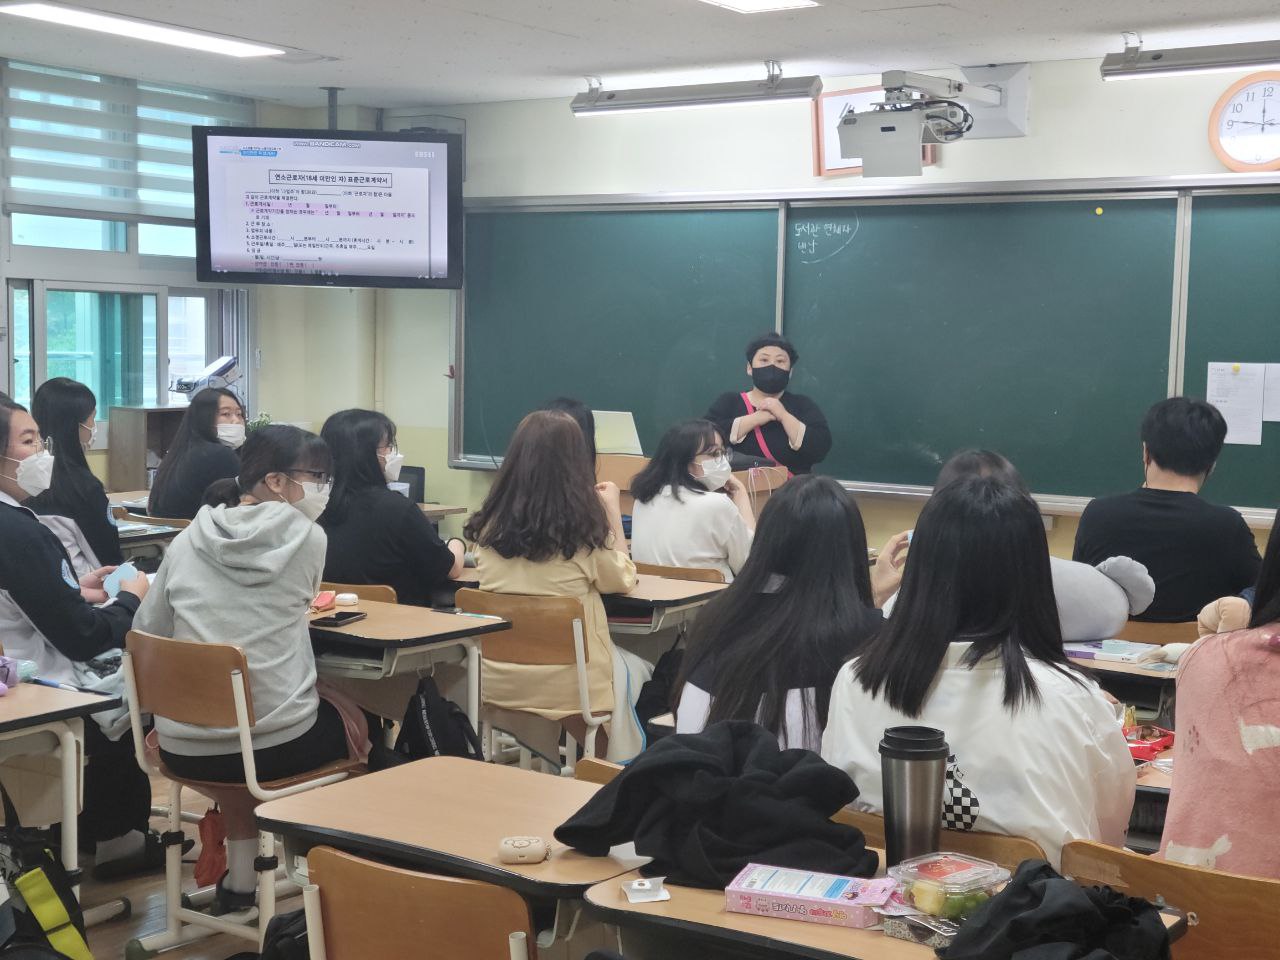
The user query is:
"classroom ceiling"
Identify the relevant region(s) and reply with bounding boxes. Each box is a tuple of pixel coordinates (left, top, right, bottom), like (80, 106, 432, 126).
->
(2, 0, 1279, 107)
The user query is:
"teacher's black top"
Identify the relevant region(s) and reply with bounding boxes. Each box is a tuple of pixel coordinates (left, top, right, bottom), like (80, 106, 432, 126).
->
(704, 391, 832, 475)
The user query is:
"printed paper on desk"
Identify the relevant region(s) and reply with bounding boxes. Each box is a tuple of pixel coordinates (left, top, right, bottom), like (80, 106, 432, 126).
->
(1207, 362, 1264, 445)
(1265, 364, 1280, 422)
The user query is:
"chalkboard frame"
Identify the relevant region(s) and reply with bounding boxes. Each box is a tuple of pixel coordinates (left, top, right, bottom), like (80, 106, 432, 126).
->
(452, 175, 1280, 526)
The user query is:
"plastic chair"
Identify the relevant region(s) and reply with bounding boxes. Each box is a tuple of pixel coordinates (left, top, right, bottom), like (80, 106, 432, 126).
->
(319, 582, 399, 604)
(1062, 839, 1280, 959)
(632, 563, 726, 584)
(830, 809, 1045, 872)
(122, 630, 363, 956)
(455, 589, 609, 776)
(304, 845, 536, 959)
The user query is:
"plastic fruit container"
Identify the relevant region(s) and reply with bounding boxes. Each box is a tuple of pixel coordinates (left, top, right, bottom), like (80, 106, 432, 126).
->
(887, 853, 1010, 921)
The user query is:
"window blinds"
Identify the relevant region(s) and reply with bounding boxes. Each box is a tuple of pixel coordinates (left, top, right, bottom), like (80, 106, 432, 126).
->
(2, 59, 254, 220)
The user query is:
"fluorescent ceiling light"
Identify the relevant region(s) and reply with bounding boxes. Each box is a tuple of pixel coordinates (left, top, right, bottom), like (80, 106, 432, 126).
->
(696, 0, 819, 12)
(1101, 37, 1280, 80)
(572, 60, 821, 116)
(0, 2, 287, 57)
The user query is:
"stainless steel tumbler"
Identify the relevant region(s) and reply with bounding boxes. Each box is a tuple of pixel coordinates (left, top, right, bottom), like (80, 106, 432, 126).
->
(879, 725, 948, 867)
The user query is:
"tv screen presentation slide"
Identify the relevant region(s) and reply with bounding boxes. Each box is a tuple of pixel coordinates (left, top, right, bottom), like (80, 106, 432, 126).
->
(196, 129, 461, 287)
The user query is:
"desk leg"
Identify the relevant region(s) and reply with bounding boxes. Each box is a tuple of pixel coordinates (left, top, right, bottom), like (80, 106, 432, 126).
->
(466, 639, 481, 733)
(56, 725, 78, 882)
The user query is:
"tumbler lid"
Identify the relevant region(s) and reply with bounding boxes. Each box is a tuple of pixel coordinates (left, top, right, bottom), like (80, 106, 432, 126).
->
(879, 725, 949, 761)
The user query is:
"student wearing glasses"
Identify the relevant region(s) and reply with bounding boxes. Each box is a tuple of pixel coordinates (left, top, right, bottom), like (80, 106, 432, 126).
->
(319, 409, 463, 605)
(630, 419, 755, 582)
(133, 424, 350, 913)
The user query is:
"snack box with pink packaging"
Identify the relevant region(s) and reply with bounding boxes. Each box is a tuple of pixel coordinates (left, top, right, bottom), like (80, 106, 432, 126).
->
(725, 864, 898, 929)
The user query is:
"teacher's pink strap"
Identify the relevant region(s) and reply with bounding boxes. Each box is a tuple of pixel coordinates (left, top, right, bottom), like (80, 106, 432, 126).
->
(740, 392, 792, 477)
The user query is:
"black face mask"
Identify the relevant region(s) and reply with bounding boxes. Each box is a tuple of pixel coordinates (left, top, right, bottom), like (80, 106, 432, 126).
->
(751, 364, 790, 394)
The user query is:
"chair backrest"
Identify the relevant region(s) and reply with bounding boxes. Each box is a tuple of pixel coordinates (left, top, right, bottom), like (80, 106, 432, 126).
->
(830, 809, 1046, 873)
(320, 581, 399, 604)
(1116, 619, 1199, 646)
(112, 506, 190, 529)
(633, 562, 726, 584)
(1062, 840, 1280, 960)
(455, 589, 586, 665)
(125, 630, 255, 728)
(309, 845, 536, 959)
(574, 757, 623, 786)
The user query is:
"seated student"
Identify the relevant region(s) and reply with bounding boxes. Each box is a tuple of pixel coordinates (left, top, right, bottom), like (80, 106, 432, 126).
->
(1160, 512, 1280, 878)
(543, 397, 597, 464)
(319, 409, 462, 604)
(148, 387, 245, 520)
(27, 377, 122, 566)
(822, 476, 1135, 867)
(903, 450, 1154, 640)
(0, 398, 159, 878)
(134, 424, 350, 913)
(463, 410, 637, 755)
(674, 475, 906, 751)
(1074, 397, 1260, 622)
(630, 420, 755, 581)
(705, 333, 832, 475)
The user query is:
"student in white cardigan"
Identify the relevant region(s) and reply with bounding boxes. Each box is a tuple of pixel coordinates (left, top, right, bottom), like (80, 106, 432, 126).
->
(674, 475, 908, 751)
(630, 419, 755, 581)
(821, 476, 1135, 868)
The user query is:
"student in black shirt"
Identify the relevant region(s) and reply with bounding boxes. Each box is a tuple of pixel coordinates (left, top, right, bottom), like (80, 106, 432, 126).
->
(1074, 397, 1261, 622)
(705, 332, 832, 475)
(0, 397, 168, 878)
(28, 377, 122, 565)
(148, 387, 244, 520)
(319, 409, 463, 605)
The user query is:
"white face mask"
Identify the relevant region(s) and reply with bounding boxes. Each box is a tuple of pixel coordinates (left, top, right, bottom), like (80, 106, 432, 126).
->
(287, 477, 330, 522)
(381, 448, 405, 483)
(80, 422, 98, 448)
(695, 455, 733, 491)
(217, 422, 247, 449)
(5, 450, 55, 497)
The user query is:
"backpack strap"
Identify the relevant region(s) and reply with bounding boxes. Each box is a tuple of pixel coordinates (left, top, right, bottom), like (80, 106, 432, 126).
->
(739, 392, 792, 478)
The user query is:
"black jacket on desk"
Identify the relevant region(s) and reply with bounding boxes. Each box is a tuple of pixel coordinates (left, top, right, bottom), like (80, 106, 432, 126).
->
(149, 439, 239, 521)
(704, 391, 832, 475)
(0, 494, 139, 679)
(28, 463, 123, 565)
(1073, 487, 1260, 622)
(555, 720, 878, 888)
(320, 484, 456, 607)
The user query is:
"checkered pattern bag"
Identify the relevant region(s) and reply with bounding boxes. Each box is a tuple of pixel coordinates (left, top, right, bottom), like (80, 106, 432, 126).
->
(941, 754, 981, 831)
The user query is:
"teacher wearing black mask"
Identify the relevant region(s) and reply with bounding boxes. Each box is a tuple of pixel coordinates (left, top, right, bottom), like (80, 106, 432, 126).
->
(704, 332, 832, 476)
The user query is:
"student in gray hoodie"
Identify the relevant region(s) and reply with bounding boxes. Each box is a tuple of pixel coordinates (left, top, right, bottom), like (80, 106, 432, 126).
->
(134, 424, 348, 913)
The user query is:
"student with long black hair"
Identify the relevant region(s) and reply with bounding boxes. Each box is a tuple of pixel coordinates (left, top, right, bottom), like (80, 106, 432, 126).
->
(822, 476, 1135, 866)
(134, 424, 350, 912)
(28, 377, 122, 565)
(1160, 511, 1280, 878)
(631, 420, 755, 581)
(673, 475, 907, 751)
(148, 387, 244, 520)
(319, 409, 462, 605)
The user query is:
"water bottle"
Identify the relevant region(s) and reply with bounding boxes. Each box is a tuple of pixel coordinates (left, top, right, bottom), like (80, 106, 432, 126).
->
(879, 725, 948, 867)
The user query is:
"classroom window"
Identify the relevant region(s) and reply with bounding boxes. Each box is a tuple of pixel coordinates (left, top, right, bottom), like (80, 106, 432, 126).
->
(44, 288, 160, 409)
(138, 223, 197, 258)
(8, 283, 32, 405)
(167, 294, 211, 388)
(11, 212, 126, 251)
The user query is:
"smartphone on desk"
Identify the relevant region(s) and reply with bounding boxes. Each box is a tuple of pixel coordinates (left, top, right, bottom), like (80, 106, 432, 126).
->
(311, 611, 368, 628)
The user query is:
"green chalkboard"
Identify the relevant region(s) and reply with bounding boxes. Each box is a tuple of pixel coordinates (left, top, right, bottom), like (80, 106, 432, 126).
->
(1183, 193, 1280, 511)
(783, 199, 1178, 497)
(461, 208, 779, 462)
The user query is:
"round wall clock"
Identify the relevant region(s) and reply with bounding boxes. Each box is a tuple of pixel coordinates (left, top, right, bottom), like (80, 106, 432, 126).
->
(1209, 71, 1280, 172)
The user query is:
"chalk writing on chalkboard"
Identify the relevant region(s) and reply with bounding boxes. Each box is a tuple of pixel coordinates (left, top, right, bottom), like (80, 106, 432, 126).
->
(792, 213, 861, 264)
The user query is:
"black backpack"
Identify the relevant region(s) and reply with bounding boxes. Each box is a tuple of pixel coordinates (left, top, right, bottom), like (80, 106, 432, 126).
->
(227, 907, 307, 960)
(392, 676, 484, 762)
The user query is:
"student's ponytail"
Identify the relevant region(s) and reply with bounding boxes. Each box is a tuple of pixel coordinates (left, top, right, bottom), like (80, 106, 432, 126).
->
(203, 477, 241, 509)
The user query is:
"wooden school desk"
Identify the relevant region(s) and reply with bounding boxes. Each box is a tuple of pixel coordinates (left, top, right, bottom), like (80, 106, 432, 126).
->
(1068, 655, 1177, 728)
(256, 756, 646, 900)
(0, 683, 123, 921)
(308, 600, 510, 730)
(419, 503, 468, 522)
(605, 574, 728, 636)
(106, 489, 150, 512)
(585, 872, 1187, 960)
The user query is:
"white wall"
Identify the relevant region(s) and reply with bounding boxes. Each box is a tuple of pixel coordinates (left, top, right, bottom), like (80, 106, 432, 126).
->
(442, 58, 1239, 197)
